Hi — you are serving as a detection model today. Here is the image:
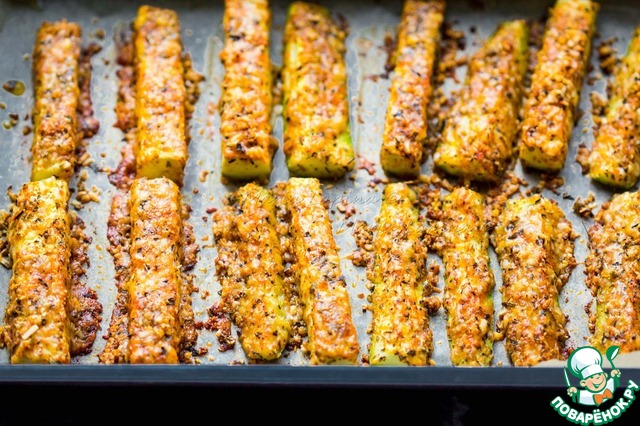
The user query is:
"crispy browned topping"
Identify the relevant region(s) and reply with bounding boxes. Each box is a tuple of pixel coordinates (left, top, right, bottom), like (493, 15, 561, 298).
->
(519, 0, 599, 172)
(220, 0, 277, 182)
(31, 20, 82, 182)
(434, 20, 529, 183)
(435, 187, 495, 366)
(212, 183, 293, 361)
(585, 191, 640, 353)
(380, 0, 445, 178)
(4, 178, 72, 363)
(368, 183, 432, 365)
(588, 27, 640, 189)
(492, 194, 577, 366)
(282, 2, 354, 178)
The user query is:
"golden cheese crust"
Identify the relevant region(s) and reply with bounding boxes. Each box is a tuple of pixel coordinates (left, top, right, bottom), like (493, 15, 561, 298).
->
(285, 177, 359, 364)
(519, 0, 599, 172)
(282, 2, 355, 179)
(220, 0, 277, 182)
(133, 5, 187, 185)
(127, 177, 184, 364)
(434, 19, 528, 183)
(368, 183, 431, 365)
(492, 194, 577, 366)
(588, 27, 640, 189)
(31, 21, 81, 182)
(585, 191, 640, 354)
(4, 177, 71, 363)
(380, 0, 445, 178)
(212, 183, 292, 361)
(439, 187, 495, 366)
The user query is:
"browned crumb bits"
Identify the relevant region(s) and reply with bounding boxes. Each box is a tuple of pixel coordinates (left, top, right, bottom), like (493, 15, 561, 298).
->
(573, 191, 597, 218)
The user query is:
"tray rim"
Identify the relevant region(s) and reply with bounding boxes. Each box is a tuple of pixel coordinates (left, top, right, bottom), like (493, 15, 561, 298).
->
(1, 365, 639, 389)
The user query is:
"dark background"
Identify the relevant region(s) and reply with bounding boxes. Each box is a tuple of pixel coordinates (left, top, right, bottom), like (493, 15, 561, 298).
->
(0, 384, 639, 425)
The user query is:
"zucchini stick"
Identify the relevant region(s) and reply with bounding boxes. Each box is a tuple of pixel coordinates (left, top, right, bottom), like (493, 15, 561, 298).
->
(433, 20, 528, 183)
(212, 183, 292, 361)
(380, 0, 445, 178)
(282, 2, 355, 179)
(492, 194, 577, 366)
(368, 183, 432, 365)
(588, 27, 640, 189)
(519, 0, 599, 172)
(4, 177, 72, 363)
(133, 5, 188, 185)
(585, 191, 640, 354)
(31, 21, 81, 182)
(440, 187, 495, 366)
(127, 177, 184, 364)
(285, 177, 359, 364)
(220, 0, 278, 182)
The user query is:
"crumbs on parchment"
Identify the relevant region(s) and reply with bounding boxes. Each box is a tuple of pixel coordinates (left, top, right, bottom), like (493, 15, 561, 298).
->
(573, 191, 597, 219)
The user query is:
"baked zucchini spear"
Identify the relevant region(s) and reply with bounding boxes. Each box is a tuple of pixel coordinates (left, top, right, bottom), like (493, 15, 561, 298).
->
(127, 177, 185, 364)
(519, 0, 599, 172)
(31, 20, 81, 182)
(220, 0, 278, 182)
(433, 19, 528, 183)
(585, 191, 640, 354)
(380, 0, 445, 178)
(4, 177, 72, 363)
(212, 182, 292, 361)
(588, 27, 640, 189)
(282, 2, 355, 179)
(133, 5, 188, 185)
(492, 194, 577, 366)
(368, 183, 431, 366)
(439, 187, 495, 366)
(285, 177, 359, 364)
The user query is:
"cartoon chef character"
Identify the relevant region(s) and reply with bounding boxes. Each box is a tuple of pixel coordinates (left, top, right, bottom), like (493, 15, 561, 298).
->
(566, 346, 620, 406)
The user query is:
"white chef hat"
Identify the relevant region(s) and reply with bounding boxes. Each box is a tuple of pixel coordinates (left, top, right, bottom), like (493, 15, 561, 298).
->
(568, 347, 604, 380)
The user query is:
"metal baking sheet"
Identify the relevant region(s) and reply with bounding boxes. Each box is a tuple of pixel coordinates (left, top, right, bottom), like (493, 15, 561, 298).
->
(0, 0, 639, 385)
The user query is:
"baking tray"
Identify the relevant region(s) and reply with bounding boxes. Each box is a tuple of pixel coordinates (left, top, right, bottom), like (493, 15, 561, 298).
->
(0, 0, 639, 389)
